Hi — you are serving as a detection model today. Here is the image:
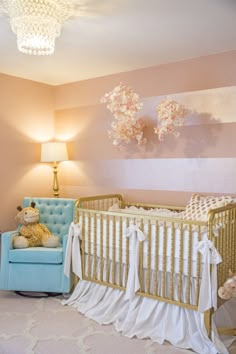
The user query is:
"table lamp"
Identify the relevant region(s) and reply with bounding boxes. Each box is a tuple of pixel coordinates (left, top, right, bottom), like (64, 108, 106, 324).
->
(41, 142, 68, 197)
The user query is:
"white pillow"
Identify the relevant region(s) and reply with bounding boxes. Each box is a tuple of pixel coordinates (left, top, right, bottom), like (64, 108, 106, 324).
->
(182, 194, 233, 222)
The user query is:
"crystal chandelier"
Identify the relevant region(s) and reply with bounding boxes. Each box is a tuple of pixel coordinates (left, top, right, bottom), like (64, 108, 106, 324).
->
(2, 0, 74, 55)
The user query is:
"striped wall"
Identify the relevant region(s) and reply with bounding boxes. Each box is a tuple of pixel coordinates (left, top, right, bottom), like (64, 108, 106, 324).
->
(54, 51, 236, 206)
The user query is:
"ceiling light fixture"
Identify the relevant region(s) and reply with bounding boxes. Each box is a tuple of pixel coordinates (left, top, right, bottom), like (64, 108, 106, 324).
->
(2, 0, 75, 56)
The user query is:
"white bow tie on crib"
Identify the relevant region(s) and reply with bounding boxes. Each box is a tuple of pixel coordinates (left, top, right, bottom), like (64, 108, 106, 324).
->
(64, 221, 83, 279)
(197, 237, 222, 313)
(125, 223, 146, 299)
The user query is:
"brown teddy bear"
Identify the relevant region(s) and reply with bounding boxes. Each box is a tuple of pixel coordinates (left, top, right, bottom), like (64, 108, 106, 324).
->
(218, 270, 236, 300)
(13, 202, 59, 248)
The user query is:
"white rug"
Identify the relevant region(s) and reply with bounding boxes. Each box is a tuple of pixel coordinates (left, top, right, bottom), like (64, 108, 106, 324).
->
(0, 291, 235, 354)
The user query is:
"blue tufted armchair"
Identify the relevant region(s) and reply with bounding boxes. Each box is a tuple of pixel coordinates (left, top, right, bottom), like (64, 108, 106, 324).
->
(0, 197, 76, 293)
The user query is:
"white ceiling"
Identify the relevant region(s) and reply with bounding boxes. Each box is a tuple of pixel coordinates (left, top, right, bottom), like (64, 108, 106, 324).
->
(0, 0, 236, 86)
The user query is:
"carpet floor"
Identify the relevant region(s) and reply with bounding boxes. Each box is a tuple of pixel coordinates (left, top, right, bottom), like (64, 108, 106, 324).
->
(0, 291, 235, 354)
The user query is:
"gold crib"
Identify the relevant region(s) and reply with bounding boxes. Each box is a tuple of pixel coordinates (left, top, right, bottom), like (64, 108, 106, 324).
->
(75, 194, 236, 337)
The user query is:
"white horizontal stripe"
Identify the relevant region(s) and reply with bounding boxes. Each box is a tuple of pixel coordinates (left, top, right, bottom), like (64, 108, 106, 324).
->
(142, 86, 236, 125)
(77, 158, 236, 194)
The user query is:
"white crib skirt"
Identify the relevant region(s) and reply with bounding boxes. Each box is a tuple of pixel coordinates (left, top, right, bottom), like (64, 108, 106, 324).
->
(63, 279, 235, 354)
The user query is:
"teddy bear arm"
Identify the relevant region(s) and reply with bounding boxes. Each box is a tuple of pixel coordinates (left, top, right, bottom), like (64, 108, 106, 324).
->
(19, 225, 33, 238)
(39, 224, 52, 234)
(218, 287, 232, 300)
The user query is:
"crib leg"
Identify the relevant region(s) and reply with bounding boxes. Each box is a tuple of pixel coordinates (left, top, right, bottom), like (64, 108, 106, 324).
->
(204, 309, 212, 337)
(217, 328, 236, 336)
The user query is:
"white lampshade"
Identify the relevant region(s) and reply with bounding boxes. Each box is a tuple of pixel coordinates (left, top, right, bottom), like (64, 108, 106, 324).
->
(41, 142, 68, 163)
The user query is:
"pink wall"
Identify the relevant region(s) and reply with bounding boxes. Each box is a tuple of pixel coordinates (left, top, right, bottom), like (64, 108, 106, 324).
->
(55, 50, 236, 109)
(0, 73, 55, 231)
(54, 50, 236, 204)
(1, 50, 236, 230)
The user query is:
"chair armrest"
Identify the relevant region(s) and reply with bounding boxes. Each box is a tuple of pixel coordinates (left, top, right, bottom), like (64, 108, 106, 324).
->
(62, 234, 69, 262)
(0, 231, 19, 288)
(1, 231, 19, 251)
(62, 234, 68, 248)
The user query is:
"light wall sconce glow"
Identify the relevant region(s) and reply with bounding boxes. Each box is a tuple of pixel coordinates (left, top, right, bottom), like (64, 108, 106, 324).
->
(41, 142, 68, 197)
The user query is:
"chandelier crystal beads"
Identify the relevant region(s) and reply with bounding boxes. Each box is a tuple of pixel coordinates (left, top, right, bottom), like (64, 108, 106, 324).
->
(2, 0, 74, 55)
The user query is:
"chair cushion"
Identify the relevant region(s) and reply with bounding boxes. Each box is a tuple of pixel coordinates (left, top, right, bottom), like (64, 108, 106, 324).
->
(9, 246, 63, 264)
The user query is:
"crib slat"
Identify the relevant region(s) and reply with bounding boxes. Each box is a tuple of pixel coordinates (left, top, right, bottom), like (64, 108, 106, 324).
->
(186, 224, 192, 304)
(139, 219, 144, 292)
(178, 223, 184, 302)
(220, 211, 225, 285)
(146, 220, 151, 294)
(233, 209, 236, 273)
(154, 220, 159, 296)
(230, 209, 234, 272)
(170, 221, 175, 301)
(112, 215, 116, 284)
(88, 212, 91, 278)
(224, 211, 229, 278)
(119, 215, 123, 287)
(81, 212, 85, 277)
(125, 218, 129, 285)
(106, 215, 110, 283)
(217, 212, 223, 286)
(93, 214, 97, 280)
(196, 225, 201, 306)
(100, 215, 104, 282)
(162, 221, 167, 298)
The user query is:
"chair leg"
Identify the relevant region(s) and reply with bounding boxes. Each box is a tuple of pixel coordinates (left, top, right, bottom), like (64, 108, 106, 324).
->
(15, 291, 61, 298)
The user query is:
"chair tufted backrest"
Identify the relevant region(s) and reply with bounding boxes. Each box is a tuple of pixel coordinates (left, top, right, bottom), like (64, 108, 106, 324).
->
(22, 197, 76, 241)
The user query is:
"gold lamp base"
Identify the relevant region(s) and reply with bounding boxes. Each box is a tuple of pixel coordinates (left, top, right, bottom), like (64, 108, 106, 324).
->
(52, 162, 60, 197)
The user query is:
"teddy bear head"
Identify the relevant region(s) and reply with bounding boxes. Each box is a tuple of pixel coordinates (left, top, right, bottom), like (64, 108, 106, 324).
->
(218, 270, 236, 300)
(15, 202, 40, 226)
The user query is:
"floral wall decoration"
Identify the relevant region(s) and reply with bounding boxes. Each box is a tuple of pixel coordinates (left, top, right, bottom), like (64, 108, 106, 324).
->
(101, 82, 146, 147)
(154, 97, 187, 141)
(101, 84, 188, 147)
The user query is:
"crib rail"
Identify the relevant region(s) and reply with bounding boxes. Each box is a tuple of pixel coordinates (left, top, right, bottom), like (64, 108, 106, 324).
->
(77, 202, 204, 311)
(208, 203, 236, 288)
(76, 195, 236, 315)
(75, 194, 124, 217)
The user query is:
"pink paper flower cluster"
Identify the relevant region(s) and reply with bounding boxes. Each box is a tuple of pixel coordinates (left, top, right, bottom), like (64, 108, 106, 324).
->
(101, 83, 146, 147)
(154, 97, 187, 141)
